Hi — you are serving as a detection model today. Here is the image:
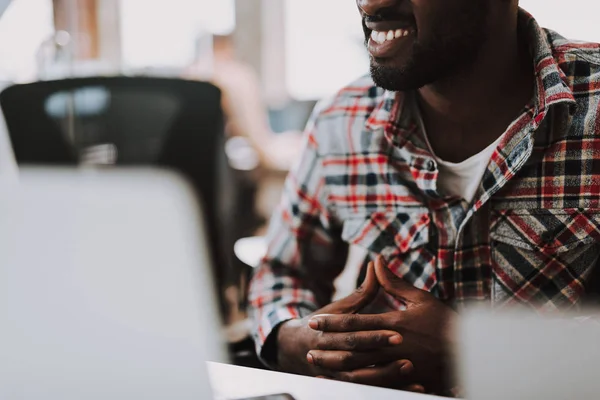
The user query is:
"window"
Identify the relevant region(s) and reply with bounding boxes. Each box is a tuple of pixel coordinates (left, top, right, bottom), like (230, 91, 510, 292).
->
(119, 0, 235, 70)
(285, 0, 369, 101)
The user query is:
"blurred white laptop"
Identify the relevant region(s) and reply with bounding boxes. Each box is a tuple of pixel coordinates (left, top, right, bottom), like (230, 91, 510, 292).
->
(459, 308, 600, 400)
(0, 168, 228, 400)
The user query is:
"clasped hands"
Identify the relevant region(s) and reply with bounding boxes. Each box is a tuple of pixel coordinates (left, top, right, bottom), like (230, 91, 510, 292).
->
(276, 256, 457, 395)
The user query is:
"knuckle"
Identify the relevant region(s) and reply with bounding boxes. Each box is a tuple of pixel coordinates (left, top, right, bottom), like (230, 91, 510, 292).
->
(314, 332, 328, 350)
(313, 331, 326, 349)
(340, 315, 355, 330)
(391, 314, 404, 328)
(337, 372, 355, 383)
(371, 333, 384, 344)
(354, 284, 371, 298)
(316, 318, 328, 330)
(338, 352, 352, 368)
(344, 333, 358, 350)
(395, 360, 414, 375)
(311, 353, 322, 367)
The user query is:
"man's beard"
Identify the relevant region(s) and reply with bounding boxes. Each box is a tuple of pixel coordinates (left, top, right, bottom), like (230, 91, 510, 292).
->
(367, 3, 490, 92)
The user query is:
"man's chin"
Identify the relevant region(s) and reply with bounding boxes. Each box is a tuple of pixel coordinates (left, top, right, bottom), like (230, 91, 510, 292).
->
(370, 64, 421, 92)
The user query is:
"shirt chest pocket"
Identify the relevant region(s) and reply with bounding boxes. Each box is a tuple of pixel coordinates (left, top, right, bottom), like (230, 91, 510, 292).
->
(341, 211, 430, 257)
(489, 209, 600, 306)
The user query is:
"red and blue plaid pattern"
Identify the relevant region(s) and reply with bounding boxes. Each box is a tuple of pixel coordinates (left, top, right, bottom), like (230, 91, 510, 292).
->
(248, 10, 600, 356)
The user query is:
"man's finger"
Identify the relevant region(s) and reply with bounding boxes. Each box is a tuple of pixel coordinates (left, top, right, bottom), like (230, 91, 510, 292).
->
(374, 255, 424, 302)
(321, 360, 416, 389)
(307, 349, 402, 371)
(314, 330, 402, 351)
(317, 261, 379, 315)
(309, 313, 397, 332)
(403, 384, 426, 393)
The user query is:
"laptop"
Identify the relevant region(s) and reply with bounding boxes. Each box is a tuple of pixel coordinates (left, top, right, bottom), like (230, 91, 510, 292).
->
(459, 307, 600, 400)
(0, 168, 228, 400)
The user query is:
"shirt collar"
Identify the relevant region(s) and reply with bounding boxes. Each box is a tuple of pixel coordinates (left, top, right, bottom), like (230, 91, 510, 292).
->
(364, 89, 397, 132)
(519, 8, 576, 126)
(365, 8, 577, 135)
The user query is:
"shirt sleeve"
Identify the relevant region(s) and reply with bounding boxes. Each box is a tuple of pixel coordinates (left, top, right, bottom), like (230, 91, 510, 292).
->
(247, 105, 348, 360)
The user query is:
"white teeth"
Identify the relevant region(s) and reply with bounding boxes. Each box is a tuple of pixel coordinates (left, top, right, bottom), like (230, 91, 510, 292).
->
(370, 29, 411, 44)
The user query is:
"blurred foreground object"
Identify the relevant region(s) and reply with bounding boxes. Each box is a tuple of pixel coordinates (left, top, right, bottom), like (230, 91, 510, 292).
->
(234, 236, 267, 269)
(0, 168, 227, 400)
(0, 81, 16, 181)
(459, 307, 600, 400)
(0, 77, 238, 313)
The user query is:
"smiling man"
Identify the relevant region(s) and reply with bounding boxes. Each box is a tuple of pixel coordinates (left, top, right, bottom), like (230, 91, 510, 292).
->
(249, 0, 600, 395)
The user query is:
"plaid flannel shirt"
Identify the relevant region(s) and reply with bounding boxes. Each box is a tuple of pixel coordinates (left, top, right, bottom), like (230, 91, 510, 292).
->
(249, 10, 600, 358)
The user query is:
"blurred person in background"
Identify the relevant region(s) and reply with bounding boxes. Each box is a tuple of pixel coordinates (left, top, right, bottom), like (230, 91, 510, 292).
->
(186, 34, 304, 346)
(248, 0, 600, 396)
(186, 34, 302, 172)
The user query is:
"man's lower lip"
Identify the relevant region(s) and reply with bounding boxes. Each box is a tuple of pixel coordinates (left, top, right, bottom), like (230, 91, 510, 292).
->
(368, 35, 413, 58)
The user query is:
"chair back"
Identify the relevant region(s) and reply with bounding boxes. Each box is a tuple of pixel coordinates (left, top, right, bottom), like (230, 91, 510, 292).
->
(0, 77, 233, 312)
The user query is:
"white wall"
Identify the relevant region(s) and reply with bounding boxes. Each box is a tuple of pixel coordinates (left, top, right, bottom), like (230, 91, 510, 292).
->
(520, 0, 600, 42)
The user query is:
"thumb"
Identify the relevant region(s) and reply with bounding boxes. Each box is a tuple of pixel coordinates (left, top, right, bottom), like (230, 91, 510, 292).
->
(374, 255, 423, 303)
(316, 261, 379, 315)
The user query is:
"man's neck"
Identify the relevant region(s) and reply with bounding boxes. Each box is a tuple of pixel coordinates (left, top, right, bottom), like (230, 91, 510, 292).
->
(416, 12, 535, 162)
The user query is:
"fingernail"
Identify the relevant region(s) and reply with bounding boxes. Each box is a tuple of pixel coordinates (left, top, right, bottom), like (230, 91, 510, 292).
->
(407, 385, 426, 393)
(308, 318, 319, 330)
(413, 385, 426, 393)
(389, 334, 402, 345)
(400, 361, 414, 375)
(306, 352, 314, 364)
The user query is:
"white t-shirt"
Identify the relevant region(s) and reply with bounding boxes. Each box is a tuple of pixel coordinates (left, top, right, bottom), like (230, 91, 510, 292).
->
(417, 109, 504, 204)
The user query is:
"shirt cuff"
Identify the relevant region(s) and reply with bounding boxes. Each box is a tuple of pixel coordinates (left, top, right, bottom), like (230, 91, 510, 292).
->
(252, 305, 314, 368)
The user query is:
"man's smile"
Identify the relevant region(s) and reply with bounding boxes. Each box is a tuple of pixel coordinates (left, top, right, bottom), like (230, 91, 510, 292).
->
(367, 28, 416, 59)
(364, 18, 417, 60)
